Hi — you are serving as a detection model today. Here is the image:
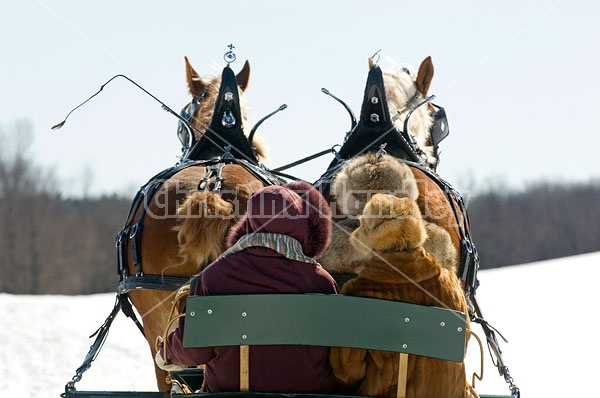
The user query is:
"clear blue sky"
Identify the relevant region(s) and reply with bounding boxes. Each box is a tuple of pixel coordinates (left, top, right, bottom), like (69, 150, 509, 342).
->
(2, 0, 598, 196)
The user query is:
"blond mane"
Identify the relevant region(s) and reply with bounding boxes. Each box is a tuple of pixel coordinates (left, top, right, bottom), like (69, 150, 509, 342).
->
(382, 58, 436, 168)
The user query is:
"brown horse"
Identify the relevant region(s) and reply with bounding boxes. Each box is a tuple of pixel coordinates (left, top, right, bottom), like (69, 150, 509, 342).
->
(117, 56, 283, 391)
(315, 56, 469, 285)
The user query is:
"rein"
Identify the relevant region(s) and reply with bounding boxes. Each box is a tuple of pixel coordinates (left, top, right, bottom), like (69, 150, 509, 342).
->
(270, 95, 436, 177)
(272, 147, 335, 172)
(399, 160, 520, 398)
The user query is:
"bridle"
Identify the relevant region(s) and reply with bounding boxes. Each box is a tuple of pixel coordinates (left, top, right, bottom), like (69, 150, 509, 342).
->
(176, 90, 208, 159)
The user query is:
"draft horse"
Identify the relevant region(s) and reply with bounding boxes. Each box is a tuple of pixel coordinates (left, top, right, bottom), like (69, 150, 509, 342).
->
(314, 56, 519, 396)
(116, 57, 283, 391)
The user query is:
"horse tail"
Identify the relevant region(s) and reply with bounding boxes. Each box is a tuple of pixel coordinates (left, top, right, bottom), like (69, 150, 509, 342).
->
(175, 192, 236, 270)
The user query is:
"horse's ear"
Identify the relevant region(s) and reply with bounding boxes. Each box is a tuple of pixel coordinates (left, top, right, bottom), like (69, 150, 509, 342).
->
(416, 56, 434, 96)
(368, 57, 375, 70)
(184, 56, 207, 97)
(236, 60, 251, 92)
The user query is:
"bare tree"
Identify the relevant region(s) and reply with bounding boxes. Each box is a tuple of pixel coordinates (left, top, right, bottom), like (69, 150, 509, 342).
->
(0, 120, 35, 292)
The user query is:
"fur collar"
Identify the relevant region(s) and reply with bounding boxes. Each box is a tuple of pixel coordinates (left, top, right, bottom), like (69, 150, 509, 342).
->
(357, 248, 441, 284)
(331, 153, 418, 216)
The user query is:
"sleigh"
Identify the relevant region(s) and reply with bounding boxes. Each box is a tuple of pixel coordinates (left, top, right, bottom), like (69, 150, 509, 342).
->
(58, 49, 519, 398)
(65, 292, 512, 398)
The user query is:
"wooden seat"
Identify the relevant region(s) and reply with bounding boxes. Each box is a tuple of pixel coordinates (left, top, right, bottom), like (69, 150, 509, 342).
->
(183, 294, 468, 397)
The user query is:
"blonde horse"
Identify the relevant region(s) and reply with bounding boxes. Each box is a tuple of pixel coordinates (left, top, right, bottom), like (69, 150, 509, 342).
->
(315, 56, 470, 286)
(117, 56, 282, 391)
(314, 57, 519, 396)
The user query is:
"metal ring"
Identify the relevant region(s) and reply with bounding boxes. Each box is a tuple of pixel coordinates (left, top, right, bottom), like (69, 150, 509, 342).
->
(224, 45, 237, 64)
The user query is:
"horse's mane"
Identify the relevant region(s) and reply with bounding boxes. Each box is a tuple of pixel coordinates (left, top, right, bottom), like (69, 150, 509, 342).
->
(382, 61, 436, 168)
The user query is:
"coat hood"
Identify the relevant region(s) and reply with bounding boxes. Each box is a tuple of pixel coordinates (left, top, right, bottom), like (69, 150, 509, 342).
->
(228, 181, 331, 258)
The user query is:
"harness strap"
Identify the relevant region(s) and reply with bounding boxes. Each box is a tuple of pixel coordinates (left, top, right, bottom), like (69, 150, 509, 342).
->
(236, 158, 288, 186)
(402, 160, 519, 397)
(117, 275, 192, 294)
(198, 162, 225, 191)
(61, 294, 132, 397)
(268, 169, 303, 182)
(116, 156, 285, 291)
(115, 159, 214, 338)
(116, 160, 207, 279)
(471, 304, 520, 398)
(402, 161, 478, 293)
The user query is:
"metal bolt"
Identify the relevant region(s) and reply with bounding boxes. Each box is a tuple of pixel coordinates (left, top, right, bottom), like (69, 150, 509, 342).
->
(207, 309, 212, 314)
(190, 311, 195, 317)
(370, 96, 379, 104)
(404, 317, 410, 323)
(370, 113, 380, 123)
(440, 322, 446, 327)
(402, 344, 408, 349)
(242, 334, 247, 340)
(242, 312, 247, 317)
(224, 92, 234, 102)
(458, 327, 463, 332)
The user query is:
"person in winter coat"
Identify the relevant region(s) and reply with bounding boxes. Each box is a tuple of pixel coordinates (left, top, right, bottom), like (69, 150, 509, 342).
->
(329, 193, 471, 398)
(157, 181, 339, 394)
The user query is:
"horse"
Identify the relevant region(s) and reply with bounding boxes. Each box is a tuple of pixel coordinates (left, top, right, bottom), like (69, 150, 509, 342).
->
(313, 56, 518, 396)
(315, 56, 473, 290)
(116, 56, 283, 392)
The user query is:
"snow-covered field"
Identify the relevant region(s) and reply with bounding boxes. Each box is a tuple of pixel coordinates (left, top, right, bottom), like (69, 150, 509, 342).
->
(2, 252, 598, 397)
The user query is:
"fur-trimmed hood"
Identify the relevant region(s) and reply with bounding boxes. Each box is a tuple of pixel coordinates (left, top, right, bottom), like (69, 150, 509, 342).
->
(331, 153, 418, 216)
(228, 181, 331, 258)
(351, 194, 426, 254)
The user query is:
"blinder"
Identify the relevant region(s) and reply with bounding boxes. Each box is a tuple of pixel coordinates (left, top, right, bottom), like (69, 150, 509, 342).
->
(430, 103, 450, 159)
(177, 91, 207, 157)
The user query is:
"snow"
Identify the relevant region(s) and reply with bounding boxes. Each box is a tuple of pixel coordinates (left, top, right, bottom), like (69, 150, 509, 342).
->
(2, 252, 599, 397)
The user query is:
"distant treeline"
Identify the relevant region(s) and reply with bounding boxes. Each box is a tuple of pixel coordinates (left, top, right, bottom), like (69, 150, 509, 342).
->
(2, 121, 599, 294)
(2, 180, 598, 295)
(467, 181, 600, 269)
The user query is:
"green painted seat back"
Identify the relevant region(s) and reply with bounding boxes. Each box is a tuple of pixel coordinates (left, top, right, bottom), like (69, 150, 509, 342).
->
(183, 294, 467, 362)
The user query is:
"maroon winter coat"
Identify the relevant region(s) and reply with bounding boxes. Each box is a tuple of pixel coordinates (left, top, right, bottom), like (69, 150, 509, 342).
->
(164, 182, 339, 393)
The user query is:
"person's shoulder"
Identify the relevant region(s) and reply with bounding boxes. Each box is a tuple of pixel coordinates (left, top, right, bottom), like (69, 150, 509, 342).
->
(196, 256, 233, 294)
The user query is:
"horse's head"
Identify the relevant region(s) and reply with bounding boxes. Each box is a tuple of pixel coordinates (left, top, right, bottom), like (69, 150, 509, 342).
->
(326, 56, 447, 174)
(380, 56, 437, 167)
(177, 56, 266, 163)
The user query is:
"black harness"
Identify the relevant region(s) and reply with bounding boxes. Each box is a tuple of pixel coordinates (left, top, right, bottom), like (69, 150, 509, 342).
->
(116, 155, 283, 295)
